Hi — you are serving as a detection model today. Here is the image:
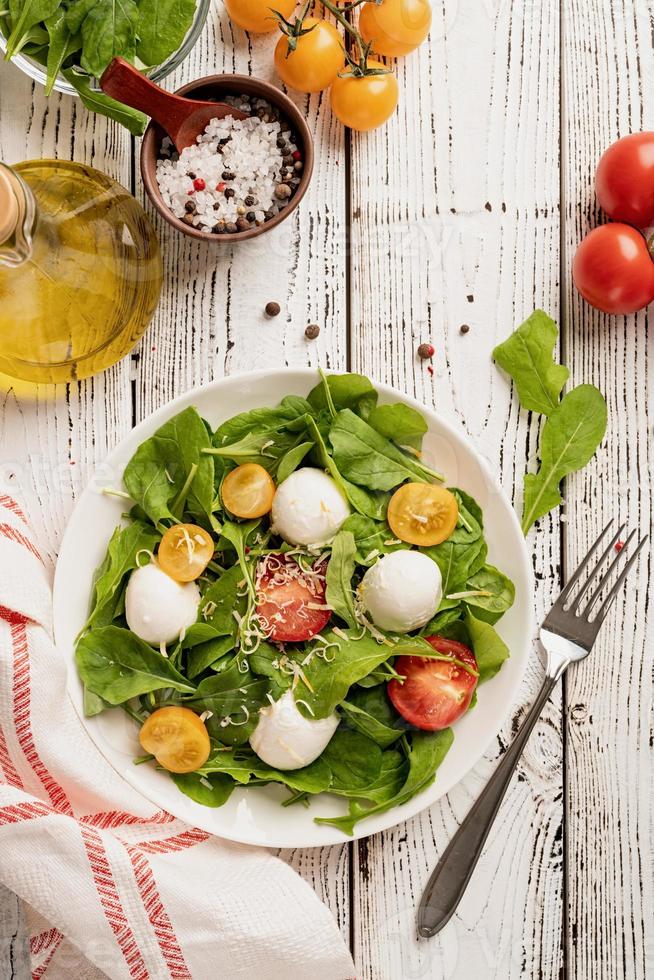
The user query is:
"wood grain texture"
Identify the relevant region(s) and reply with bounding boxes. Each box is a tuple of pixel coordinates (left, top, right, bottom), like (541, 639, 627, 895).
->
(349, 1, 565, 976)
(562, 2, 654, 976)
(0, 885, 28, 979)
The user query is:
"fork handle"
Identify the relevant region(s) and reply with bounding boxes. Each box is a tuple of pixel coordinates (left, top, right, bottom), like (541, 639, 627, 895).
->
(417, 662, 567, 938)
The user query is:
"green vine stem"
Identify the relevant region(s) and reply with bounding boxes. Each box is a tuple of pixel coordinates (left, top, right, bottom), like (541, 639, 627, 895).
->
(320, 0, 391, 74)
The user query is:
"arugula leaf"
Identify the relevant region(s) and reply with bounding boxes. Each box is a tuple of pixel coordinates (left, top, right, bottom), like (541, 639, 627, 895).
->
(136, 0, 195, 66)
(522, 384, 607, 533)
(329, 410, 443, 491)
(366, 402, 428, 451)
(464, 610, 510, 683)
(493, 310, 569, 416)
(79, 0, 137, 76)
(325, 530, 357, 627)
(123, 406, 214, 527)
(316, 729, 453, 835)
(76, 626, 196, 706)
(86, 522, 160, 629)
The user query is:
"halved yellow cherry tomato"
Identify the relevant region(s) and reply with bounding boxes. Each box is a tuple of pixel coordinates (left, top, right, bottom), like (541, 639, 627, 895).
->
(359, 0, 432, 57)
(140, 707, 211, 774)
(157, 523, 214, 582)
(221, 463, 276, 518)
(330, 60, 399, 131)
(274, 18, 344, 93)
(224, 0, 295, 32)
(388, 483, 459, 546)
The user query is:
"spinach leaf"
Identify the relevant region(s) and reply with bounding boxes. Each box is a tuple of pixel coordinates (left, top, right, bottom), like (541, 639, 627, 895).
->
(123, 406, 215, 527)
(307, 417, 389, 521)
(65, 0, 95, 32)
(425, 489, 486, 592)
(200, 747, 333, 795)
(493, 310, 569, 416)
(464, 610, 510, 683)
(340, 513, 405, 564)
(329, 409, 443, 490)
(44, 8, 80, 94)
(213, 396, 313, 446)
(86, 522, 160, 629)
(294, 630, 435, 719)
(307, 372, 378, 418)
(4, 0, 60, 57)
(522, 384, 607, 533)
(83, 686, 109, 717)
(62, 68, 148, 135)
(219, 520, 259, 597)
(339, 692, 404, 748)
(276, 441, 314, 483)
(76, 626, 195, 705)
(320, 729, 383, 789)
(136, 0, 195, 66)
(325, 530, 357, 627)
(80, 0, 138, 76)
(421, 605, 464, 635)
(188, 564, 246, 644)
(190, 664, 269, 744)
(207, 427, 307, 472)
(187, 635, 235, 679)
(316, 729, 453, 835)
(366, 402, 428, 451)
(449, 564, 515, 624)
(171, 771, 235, 808)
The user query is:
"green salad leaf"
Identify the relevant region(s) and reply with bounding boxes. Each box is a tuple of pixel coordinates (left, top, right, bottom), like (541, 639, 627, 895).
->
(76, 626, 196, 703)
(522, 384, 607, 533)
(136, 0, 195, 66)
(366, 402, 428, 451)
(493, 309, 569, 415)
(325, 530, 358, 627)
(85, 521, 160, 629)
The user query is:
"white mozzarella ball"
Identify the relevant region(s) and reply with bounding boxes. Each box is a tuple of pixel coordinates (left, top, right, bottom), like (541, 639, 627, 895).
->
(249, 689, 339, 770)
(125, 562, 200, 645)
(358, 550, 442, 633)
(271, 467, 351, 547)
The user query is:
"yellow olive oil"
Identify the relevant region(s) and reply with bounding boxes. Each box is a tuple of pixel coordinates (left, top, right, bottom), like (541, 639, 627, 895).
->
(0, 160, 162, 384)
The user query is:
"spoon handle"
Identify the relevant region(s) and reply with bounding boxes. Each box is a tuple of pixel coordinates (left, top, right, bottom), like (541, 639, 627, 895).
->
(100, 58, 194, 144)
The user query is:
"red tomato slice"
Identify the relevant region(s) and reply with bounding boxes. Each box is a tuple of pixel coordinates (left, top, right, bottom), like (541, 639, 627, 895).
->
(388, 635, 478, 731)
(255, 553, 331, 643)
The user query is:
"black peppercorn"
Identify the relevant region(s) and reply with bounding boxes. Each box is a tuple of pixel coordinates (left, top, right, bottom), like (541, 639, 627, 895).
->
(182, 213, 195, 226)
(460, 323, 470, 334)
(305, 324, 320, 340)
(224, 188, 235, 199)
(222, 171, 235, 180)
(184, 200, 196, 213)
(244, 195, 256, 206)
(225, 222, 238, 234)
(265, 301, 281, 317)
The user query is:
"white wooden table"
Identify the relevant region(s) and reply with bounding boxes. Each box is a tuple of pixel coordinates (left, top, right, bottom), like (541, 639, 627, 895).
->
(1, 1, 653, 976)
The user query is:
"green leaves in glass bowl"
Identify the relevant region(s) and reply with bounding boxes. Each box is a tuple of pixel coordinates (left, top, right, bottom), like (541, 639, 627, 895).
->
(1, 0, 201, 132)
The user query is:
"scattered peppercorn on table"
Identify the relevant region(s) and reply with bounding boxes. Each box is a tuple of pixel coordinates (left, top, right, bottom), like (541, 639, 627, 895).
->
(0, 1, 652, 978)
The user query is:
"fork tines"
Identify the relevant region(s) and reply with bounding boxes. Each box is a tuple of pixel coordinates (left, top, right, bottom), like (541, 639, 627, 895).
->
(557, 520, 647, 628)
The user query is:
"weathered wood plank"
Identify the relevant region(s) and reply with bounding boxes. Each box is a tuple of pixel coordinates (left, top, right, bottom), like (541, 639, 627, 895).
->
(562, 2, 654, 976)
(348, 1, 564, 976)
(129, 11, 351, 935)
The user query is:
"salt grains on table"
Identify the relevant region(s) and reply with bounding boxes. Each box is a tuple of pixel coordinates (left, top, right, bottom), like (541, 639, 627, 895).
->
(155, 102, 301, 234)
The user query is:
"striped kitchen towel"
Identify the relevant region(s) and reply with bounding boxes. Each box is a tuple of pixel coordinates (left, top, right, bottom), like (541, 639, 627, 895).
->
(0, 495, 355, 980)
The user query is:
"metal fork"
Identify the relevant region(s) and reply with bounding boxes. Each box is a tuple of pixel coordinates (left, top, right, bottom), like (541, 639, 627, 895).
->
(417, 521, 647, 938)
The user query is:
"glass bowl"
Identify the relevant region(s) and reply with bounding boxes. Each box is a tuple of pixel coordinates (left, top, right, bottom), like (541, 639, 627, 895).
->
(0, 0, 210, 96)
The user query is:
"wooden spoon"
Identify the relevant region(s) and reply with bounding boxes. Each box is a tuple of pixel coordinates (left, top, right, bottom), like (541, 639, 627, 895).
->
(100, 58, 247, 152)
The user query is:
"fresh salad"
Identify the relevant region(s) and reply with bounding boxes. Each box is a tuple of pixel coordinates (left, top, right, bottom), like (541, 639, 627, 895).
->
(75, 371, 515, 835)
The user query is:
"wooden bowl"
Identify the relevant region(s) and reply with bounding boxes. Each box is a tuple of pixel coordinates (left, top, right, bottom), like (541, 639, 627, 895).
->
(141, 74, 314, 243)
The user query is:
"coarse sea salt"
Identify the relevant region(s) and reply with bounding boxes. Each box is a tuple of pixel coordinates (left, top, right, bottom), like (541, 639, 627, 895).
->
(156, 105, 300, 234)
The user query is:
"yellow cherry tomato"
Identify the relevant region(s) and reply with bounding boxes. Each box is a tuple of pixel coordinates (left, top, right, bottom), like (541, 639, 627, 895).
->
(330, 60, 399, 131)
(224, 0, 295, 33)
(274, 18, 345, 93)
(140, 707, 211, 774)
(388, 483, 459, 546)
(221, 463, 276, 518)
(157, 523, 214, 582)
(359, 0, 431, 57)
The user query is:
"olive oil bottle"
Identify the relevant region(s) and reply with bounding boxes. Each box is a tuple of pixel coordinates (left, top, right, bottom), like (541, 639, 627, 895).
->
(0, 160, 162, 384)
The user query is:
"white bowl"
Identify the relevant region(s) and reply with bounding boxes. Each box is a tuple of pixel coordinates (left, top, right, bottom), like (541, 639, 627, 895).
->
(53, 369, 534, 848)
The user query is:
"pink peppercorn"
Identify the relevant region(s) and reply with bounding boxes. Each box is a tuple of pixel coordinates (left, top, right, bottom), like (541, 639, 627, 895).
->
(193, 177, 206, 191)
(216, 181, 226, 192)
(292, 150, 302, 161)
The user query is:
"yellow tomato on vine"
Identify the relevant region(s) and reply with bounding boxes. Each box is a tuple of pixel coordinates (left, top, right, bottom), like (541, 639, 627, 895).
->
(274, 17, 345, 92)
(359, 0, 432, 56)
(225, 0, 295, 33)
(330, 59, 399, 131)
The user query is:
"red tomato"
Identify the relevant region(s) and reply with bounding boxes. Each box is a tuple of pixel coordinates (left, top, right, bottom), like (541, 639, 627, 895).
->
(255, 553, 331, 642)
(572, 223, 654, 314)
(595, 132, 654, 226)
(388, 636, 478, 731)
